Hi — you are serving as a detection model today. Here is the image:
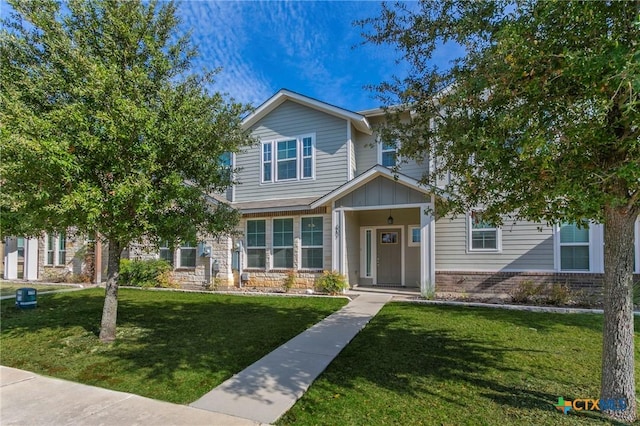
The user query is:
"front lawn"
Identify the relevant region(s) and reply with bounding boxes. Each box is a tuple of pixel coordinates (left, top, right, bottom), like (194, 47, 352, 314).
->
(280, 303, 640, 425)
(0, 281, 80, 297)
(0, 288, 347, 404)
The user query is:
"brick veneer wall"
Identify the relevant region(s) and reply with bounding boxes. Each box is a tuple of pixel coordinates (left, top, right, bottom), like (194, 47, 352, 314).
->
(435, 270, 640, 297)
(222, 270, 320, 292)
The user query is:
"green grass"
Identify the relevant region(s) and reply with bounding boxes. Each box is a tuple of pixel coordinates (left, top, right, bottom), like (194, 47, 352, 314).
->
(0, 282, 80, 297)
(0, 288, 347, 404)
(279, 303, 640, 425)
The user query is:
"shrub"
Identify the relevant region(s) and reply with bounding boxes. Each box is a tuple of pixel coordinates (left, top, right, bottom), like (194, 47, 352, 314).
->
(283, 271, 297, 293)
(315, 270, 348, 295)
(543, 283, 571, 306)
(119, 259, 177, 288)
(510, 280, 543, 304)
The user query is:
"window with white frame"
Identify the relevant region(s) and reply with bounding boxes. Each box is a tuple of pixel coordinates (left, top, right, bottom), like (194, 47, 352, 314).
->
(178, 242, 196, 268)
(469, 211, 500, 251)
(261, 135, 315, 183)
(262, 143, 272, 182)
(559, 223, 590, 271)
(364, 229, 372, 277)
(246, 220, 266, 268)
(379, 141, 398, 167)
(45, 232, 66, 265)
(301, 217, 323, 269)
(273, 218, 293, 268)
(159, 240, 174, 266)
(408, 226, 421, 247)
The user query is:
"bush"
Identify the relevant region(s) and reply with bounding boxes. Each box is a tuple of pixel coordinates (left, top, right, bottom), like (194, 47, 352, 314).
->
(283, 271, 297, 293)
(119, 259, 178, 288)
(510, 280, 543, 304)
(315, 270, 348, 295)
(543, 283, 571, 306)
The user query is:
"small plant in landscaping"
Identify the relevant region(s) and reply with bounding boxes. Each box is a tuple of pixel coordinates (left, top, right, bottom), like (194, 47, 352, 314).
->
(283, 271, 297, 293)
(315, 270, 348, 295)
(510, 280, 543, 304)
(118, 259, 178, 288)
(543, 283, 571, 306)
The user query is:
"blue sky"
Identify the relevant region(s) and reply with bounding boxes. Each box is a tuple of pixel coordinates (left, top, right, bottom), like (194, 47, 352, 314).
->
(1, 1, 461, 112)
(178, 1, 406, 112)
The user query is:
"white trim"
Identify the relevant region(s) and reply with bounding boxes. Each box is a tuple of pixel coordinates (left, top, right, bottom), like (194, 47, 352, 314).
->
(260, 141, 273, 184)
(299, 215, 324, 271)
(436, 268, 559, 273)
(332, 208, 340, 271)
(360, 228, 375, 279)
(347, 122, 354, 181)
(378, 140, 399, 167)
(44, 232, 66, 266)
(310, 165, 434, 209)
(176, 242, 197, 269)
(359, 225, 404, 286)
(245, 219, 267, 269)
(339, 203, 431, 212)
(272, 216, 295, 269)
(467, 211, 502, 253)
(553, 222, 603, 273)
(242, 89, 372, 135)
(408, 225, 421, 247)
(300, 134, 316, 180)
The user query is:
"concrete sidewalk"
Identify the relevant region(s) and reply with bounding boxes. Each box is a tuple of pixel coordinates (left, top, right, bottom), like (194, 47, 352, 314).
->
(190, 292, 391, 424)
(0, 366, 258, 426)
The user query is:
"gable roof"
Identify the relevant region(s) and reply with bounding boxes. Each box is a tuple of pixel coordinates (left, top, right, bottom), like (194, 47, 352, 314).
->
(310, 165, 434, 208)
(242, 89, 372, 135)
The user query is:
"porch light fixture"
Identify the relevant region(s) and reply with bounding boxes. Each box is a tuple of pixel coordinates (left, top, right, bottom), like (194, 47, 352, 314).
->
(387, 210, 394, 225)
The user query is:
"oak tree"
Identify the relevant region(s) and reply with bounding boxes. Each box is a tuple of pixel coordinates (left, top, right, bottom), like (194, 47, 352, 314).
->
(1, 0, 251, 342)
(362, 0, 639, 421)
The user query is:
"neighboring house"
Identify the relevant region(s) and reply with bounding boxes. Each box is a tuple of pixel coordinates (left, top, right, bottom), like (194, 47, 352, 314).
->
(3, 231, 106, 283)
(4, 89, 640, 296)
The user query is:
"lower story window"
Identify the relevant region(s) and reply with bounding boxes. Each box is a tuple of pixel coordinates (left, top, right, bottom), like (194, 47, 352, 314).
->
(273, 218, 293, 268)
(301, 217, 323, 269)
(45, 232, 66, 266)
(159, 241, 174, 266)
(179, 242, 196, 268)
(559, 223, 590, 271)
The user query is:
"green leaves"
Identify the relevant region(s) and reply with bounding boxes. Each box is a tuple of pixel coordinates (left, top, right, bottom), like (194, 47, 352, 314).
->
(361, 0, 640, 224)
(0, 0, 252, 243)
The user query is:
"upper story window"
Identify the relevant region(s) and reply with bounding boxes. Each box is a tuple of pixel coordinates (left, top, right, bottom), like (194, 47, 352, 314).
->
(559, 223, 590, 271)
(468, 211, 501, 252)
(261, 134, 315, 183)
(379, 141, 398, 167)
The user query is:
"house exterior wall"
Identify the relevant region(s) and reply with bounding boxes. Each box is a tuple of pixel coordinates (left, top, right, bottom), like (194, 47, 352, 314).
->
(435, 215, 555, 271)
(235, 100, 350, 202)
(38, 232, 91, 282)
(335, 177, 427, 208)
(231, 212, 332, 290)
(353, 114, 429, 181)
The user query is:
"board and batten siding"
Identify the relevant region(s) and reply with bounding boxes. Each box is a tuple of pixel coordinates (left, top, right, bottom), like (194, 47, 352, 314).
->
(435, 215, 555, 271)
(353, 115, 429, 181)
(235, 100, 349, 203)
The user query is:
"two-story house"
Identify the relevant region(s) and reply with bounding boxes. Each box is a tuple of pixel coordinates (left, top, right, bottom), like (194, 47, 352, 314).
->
(5, 89, 640, 297)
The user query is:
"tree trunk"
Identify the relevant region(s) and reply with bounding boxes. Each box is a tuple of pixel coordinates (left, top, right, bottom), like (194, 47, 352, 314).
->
(99, 240, 122, 343)
(601, 205, 638, 422)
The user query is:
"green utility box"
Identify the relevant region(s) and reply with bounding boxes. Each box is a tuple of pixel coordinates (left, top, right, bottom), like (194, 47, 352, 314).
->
(15, 288, 37, 309)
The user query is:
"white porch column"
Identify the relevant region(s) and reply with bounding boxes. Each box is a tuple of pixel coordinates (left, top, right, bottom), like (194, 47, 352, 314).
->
(5, 237, 17, 280)
(331, 208, 345, 274)
(420, 204, 436, 295)
(24, 237, 39, 280)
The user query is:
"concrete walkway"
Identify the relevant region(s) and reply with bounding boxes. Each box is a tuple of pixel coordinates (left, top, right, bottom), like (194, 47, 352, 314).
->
(0, 366, 258, 426)
(190, 292, 391, 424)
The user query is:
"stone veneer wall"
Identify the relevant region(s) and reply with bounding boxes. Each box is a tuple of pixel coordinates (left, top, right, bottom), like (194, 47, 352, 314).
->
(435, 270, 640, 297)
(223, 270, 321, 292)
(128, 237, 233, 291)
(38, 231, 92, 282)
